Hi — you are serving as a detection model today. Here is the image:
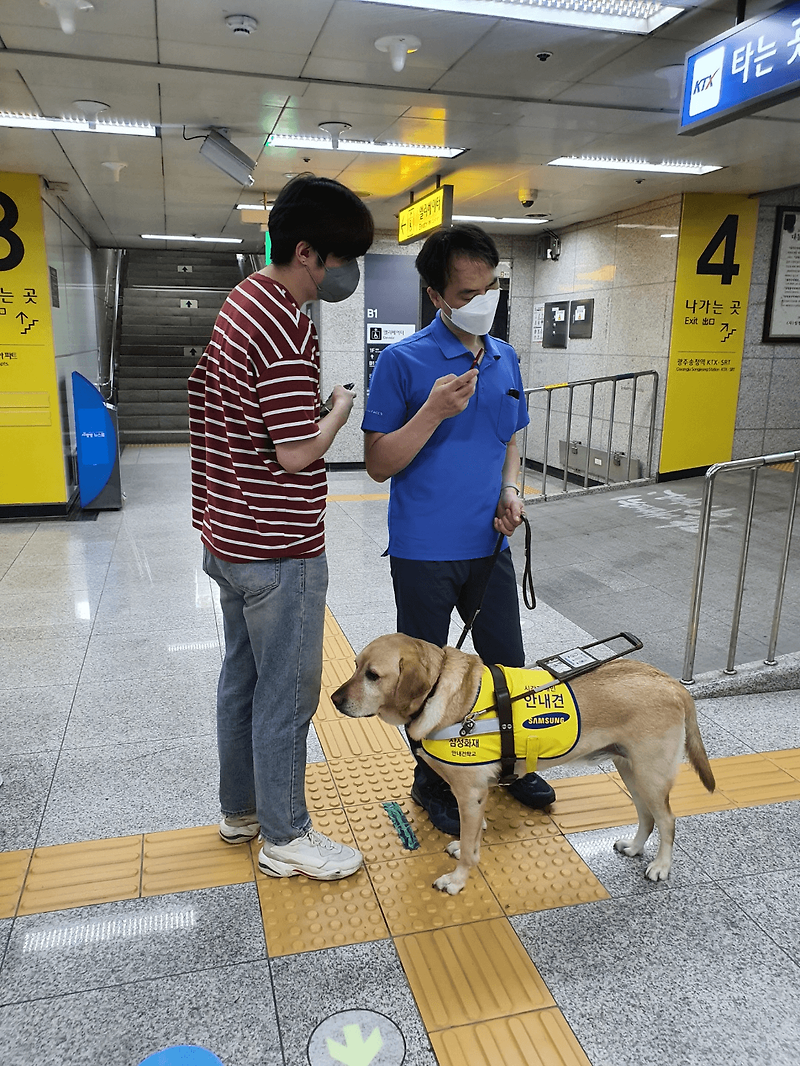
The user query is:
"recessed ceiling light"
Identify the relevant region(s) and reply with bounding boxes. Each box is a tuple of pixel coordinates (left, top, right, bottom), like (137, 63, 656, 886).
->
(141, 234, 243, 243)
(0, 112, 157, 136)
(351, 0, 684, 35)
(453, 214, 550, 225)
(236, 202, 271, 211)
(548, 156, 722, 175)
(267, 133, 465, 158)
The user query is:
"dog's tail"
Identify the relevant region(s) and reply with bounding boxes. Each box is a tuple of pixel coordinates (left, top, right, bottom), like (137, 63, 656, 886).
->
(682, 690, 716, 792)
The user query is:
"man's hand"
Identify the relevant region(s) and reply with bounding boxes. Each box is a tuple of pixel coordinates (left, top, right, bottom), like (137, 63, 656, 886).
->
(326, 383, 356, 423)
(423, 369, 478, 421)
(494, 485, 524, 537)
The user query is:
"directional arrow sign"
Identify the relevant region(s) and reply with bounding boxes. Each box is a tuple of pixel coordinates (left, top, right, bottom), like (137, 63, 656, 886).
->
(308, 1010, 405, 1066)
(327, 1024, 382, 1066)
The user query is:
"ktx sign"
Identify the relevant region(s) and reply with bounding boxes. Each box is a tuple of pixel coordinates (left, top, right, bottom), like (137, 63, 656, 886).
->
(680, 0, 800, 135)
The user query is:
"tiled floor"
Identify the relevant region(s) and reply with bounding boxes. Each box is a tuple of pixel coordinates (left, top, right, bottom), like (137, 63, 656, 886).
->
(1, 445, 799, 1066)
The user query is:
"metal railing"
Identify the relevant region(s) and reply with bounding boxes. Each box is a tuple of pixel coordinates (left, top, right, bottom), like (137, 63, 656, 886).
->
(682, 450, 800, 684)
(98, 248, 126, 405)
(520, 370, 659, 499)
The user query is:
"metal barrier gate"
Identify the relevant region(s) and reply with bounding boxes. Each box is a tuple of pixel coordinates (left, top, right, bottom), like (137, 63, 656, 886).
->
(519, 370, 659, 500)
(682, 450, 800, 684)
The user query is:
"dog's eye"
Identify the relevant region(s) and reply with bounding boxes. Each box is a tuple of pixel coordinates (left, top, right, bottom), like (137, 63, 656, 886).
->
(365, 669, 380, 682)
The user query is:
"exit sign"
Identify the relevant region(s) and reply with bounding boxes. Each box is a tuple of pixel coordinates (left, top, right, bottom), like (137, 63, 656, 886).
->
(398, 185, 453, 245)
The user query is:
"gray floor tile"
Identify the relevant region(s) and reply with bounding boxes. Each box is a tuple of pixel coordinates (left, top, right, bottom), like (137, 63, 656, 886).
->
(567, 825, 715, 895)
(692, 710, 754, 759)
(0, 883, 265, 1004)
(511, 885, 800, 1066)
(38, 737, 220, 845)
(0, 635, 89, 691)
(672, 802, 800, 879)
(0, 960, 281, 1066)
(0, 684, 74, 756)
(695, 690, 800, 750)
(79, 631, 222, 684)
(272, 941, 436, 1066)
(719, 869, 800, 964)
(0, 752, 59, 851)
(0, 589, 100, 631)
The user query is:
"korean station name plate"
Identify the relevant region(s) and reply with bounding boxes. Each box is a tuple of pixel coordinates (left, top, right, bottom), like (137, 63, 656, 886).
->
(397, 185, 453, 245)
(680, 0, 800, 135)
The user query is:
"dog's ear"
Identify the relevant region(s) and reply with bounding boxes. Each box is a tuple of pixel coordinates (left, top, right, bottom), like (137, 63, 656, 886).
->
(393, 656, 431, 714)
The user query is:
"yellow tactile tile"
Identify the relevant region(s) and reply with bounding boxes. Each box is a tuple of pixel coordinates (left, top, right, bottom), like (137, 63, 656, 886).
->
(368, 853, 504, 935)
(315, 715, 409, 760)
(316, 658, 359, 721)
(429, 1008, 593, 1066)
(326, 492, 390, 502)
(328, 751, 416, 807)
(0, 849, 31, 918)
(764, 749, 800, 780)
(659, 763, 737, 817)
(18, 837, 143, 915)
(141, 825, 255, 897)
(546, 774, 637, 834)
(395, 917, 554, 1030)
(479, 836, 610, 916)
(256, 867, 389, 956)
(710, 753, 800, 806)
(345, 800, 450, 863)
(305, 761, 342, 810)
(482, 787, 561, 845)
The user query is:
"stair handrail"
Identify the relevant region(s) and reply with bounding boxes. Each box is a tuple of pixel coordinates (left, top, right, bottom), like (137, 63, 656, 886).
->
(98, 248, 126, 405)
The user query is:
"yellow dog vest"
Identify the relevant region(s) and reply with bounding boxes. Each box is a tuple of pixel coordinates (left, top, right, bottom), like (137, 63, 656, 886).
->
(421, 666, 581, 772)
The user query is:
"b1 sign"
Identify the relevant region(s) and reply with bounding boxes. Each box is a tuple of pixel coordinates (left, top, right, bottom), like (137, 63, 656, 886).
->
(680, 1, 800, 135)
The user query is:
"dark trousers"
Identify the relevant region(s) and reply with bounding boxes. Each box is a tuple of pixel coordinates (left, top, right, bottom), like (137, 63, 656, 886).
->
(390, 549, 525, 785)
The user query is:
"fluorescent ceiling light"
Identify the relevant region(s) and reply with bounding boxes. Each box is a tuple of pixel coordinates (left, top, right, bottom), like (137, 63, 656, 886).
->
(548, 156, 722, 175)
(267, 134, 465, 159)
(453, 214, 549, 225)
(141, 234, 243, 244)
(236, 203, 271, 211)
(200, 130, 256, 186)
(351, 0, 684, 35)
(0, 112, 157, 136)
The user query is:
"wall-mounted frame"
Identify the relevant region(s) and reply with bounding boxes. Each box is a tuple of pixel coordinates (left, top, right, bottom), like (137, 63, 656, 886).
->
(763, 205, 800, 342)
(569, 298, 594, 339)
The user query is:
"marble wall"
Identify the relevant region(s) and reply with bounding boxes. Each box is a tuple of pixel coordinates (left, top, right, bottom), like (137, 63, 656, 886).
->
(735, 187, 800, 459)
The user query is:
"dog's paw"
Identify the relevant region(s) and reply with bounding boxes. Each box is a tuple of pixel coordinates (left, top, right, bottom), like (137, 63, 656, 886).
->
(645, 858, 671, 881)
(445, 841, 461, 859)
(433, 873, 463, 895)
(614, 837, 644, 857)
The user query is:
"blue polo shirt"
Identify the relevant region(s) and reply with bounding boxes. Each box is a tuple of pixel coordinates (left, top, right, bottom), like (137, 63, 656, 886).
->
(362, 313, 529, 561)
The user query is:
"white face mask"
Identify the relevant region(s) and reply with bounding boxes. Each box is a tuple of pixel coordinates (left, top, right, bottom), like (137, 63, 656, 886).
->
(442, 286, 500, 336)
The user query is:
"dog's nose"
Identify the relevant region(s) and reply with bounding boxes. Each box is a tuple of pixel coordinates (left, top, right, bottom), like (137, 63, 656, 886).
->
(330, 688, 343, 709)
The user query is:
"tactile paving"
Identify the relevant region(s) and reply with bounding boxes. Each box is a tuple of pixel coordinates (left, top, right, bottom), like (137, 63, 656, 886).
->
(18, 837, 143, 915)
(429, 1008, 594, 1066)
(479, 836, 610, 916)
(0, 849, 31, 918)
(482, 787, 562, 845)
(256, 867, 389, 956)
(345, 800, 450, 863)
(765, 749, 800, 781)
(708, 753, 800, 806)
(367, 853, 504, 935)
(328, 751, 416, 807)
(546, 773, 637, 834)
(304, 761, 342, 810)
(394, 917, 554, 1030)
(315, 715, 409, 760)
(654, 762, 736, 817)
(141, 825, 255, 897)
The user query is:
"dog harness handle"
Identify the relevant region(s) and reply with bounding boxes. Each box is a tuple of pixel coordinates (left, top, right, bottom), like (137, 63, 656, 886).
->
(487, 664, 519, 784)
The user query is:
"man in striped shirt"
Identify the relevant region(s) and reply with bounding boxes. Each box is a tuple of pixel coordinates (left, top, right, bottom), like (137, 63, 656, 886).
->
(189, 175, 373, 880)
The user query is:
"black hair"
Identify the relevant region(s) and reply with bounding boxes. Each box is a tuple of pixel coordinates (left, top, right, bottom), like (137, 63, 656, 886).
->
(415, 224, 499, 294)
(268, 173, 374, 265)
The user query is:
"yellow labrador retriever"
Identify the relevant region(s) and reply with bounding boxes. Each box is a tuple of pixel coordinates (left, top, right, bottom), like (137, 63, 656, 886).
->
(331, 633, 715, 895)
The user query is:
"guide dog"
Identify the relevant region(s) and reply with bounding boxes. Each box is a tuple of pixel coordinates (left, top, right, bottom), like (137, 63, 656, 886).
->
(331, 633, 715, 895)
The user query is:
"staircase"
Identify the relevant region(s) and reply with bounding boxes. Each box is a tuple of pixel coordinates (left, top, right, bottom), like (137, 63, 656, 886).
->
(117, 249, 246, 444)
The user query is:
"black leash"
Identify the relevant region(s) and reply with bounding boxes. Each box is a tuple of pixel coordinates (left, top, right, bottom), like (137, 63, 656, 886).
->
(454, 514, 536, 651)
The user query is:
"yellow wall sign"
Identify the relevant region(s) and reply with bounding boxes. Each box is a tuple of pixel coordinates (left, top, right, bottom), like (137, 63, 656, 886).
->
(397, 185, 453, 245)
(0, 172, 66, 505)
(660, 193, 759, 474)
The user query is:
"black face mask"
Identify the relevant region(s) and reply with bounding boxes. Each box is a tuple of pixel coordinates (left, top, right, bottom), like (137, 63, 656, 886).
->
(309, 254, 360, 303)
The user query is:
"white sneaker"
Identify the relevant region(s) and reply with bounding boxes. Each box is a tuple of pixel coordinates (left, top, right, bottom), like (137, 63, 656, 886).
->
(258, 829, 363, 880)
(219, 814, 260, 844)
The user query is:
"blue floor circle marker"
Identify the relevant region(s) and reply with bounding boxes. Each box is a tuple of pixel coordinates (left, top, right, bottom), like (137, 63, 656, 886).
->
(138, 1048, 224, 1066)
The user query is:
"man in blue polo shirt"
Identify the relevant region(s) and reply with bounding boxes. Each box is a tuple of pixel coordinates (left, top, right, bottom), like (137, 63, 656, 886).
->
(362, 224, 555, 834)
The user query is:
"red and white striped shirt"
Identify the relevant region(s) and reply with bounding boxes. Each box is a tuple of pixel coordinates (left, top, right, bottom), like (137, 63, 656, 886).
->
(188, 273, 326, 561)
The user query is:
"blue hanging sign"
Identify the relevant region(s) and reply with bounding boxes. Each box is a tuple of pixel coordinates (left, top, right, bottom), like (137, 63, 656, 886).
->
(679, 1, 800, 135)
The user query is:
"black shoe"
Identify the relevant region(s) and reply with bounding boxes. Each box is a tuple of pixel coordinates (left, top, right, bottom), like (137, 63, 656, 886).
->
(410, 768, 460, 835)
(507, 772, 556, 810)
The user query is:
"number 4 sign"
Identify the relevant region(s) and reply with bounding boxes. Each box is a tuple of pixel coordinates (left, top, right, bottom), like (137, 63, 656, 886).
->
(660, 193, 758, 475)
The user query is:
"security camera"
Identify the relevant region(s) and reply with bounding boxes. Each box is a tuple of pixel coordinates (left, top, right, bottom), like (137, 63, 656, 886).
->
(536, 51, 553, 62)
(519, 188, 538, 208)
